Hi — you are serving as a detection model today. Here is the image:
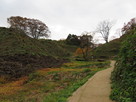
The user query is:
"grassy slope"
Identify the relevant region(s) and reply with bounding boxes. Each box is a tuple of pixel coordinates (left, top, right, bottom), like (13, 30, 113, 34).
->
(0, 27, 70, 57)
(94, 34, 129, 59)
(0, 28, 46, 56)
(0, 27, 71, 77)
(110, 32, 136, 102)
(55, 40, 78, 54)
(39, 39, 76, 58)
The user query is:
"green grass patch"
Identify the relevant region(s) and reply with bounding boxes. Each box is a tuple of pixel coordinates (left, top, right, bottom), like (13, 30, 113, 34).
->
(62, 60, 110, 69)
(42, 71, 98, 102)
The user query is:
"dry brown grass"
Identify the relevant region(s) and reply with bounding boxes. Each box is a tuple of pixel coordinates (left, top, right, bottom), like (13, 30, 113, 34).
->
(37, 67, 82, 76)
(0, 76, 28, 95)
(0, 67, 81, 96)
(0, 76, 7, 83)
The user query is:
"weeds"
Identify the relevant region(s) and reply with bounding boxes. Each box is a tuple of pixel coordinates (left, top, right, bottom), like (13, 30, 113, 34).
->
(0, 60, 109, 102)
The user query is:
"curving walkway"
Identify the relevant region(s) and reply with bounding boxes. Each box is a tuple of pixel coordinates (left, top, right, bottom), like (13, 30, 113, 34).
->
(68, 61, 115, 102)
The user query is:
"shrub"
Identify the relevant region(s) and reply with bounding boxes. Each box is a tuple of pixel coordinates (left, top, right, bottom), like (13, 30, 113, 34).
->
(110, 32, 136, 102)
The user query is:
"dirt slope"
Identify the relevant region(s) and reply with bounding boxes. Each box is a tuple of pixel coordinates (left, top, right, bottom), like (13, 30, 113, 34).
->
(68, 61, 115, 102)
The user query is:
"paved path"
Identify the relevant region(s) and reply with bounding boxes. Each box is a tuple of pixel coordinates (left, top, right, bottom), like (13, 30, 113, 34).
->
(68, 61, 115, 102)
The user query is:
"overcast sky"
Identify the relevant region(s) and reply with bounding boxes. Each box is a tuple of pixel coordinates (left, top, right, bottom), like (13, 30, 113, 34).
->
(0, 0, 136, 42)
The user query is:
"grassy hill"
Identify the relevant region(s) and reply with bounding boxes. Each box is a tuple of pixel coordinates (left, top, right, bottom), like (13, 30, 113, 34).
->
(0, 27, 72, 78)
(0, 27, 71, 57)
(93, 33, 130, 59)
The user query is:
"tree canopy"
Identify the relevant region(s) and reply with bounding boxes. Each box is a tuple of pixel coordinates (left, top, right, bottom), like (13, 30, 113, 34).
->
(79, 33, 93, 60)
(7, 16, 51, 39)
(66, 34, 81, 46)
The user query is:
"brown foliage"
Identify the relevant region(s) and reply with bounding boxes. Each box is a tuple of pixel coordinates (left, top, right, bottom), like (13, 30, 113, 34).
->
(7, 16, 50, 39)
(0, 76, 28, 95)
(122, 18, 136, 33)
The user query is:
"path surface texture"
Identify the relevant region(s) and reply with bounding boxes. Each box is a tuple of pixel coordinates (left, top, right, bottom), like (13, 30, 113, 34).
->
(68, 61, 115, 102)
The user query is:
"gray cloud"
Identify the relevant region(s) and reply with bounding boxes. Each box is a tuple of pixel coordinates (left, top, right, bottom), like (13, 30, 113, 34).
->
(0, 0, 136, 40)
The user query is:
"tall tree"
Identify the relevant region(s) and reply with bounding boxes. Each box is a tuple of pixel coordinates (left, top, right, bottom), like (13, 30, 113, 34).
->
(80, 32, 93, 61)
(96, 20, 114, 43)
(7, 16, 50, 39)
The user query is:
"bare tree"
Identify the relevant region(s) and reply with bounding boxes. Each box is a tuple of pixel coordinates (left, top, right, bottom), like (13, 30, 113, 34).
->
(7, 16, 50, 39)
(96, 20, 114, 43)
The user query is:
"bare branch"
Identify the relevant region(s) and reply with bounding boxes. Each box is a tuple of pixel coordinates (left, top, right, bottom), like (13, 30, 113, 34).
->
(96, 20, 114, 43)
